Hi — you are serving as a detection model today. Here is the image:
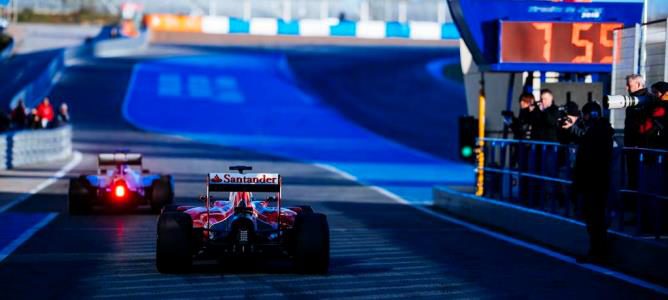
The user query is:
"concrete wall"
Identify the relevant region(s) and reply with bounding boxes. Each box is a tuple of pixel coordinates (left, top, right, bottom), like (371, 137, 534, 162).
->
(1, 126, 72, 169)
(434, 186, 668, 284)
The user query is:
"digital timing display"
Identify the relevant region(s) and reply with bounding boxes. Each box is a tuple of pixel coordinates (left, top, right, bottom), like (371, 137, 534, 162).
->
(500, 21, 623, 64)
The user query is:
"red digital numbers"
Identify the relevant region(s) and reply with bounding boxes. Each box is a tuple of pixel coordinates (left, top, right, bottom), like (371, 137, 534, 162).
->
(501, 22, 623, 64)
(571, 23, 594, 63)
(532, 23, 553, 62)
(599, 23, 620, 63)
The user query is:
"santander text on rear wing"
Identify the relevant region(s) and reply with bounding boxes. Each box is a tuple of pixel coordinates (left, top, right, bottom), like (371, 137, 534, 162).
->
(208, 173, 281, 192)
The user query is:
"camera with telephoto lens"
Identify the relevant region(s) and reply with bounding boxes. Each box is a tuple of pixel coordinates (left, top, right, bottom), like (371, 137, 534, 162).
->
(603, 95, 658, 109)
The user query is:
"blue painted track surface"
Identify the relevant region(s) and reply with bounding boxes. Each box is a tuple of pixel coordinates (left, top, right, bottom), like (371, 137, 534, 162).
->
(0, 212, 54, 258)
(123, 48, 472, 203)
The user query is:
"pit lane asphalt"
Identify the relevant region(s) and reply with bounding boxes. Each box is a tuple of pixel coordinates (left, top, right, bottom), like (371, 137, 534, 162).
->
(0, 46, 664, 299)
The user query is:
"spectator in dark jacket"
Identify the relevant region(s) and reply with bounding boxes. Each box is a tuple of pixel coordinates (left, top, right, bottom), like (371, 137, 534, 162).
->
(56, 103, 70, 126)
(28, 108, 41, 129)
(536, 89, 560, 142)
(0, 109, 9, 131)
(10, 99, 27, 129)
(565, 101, 614, 263)
(504, 92, 541, 140)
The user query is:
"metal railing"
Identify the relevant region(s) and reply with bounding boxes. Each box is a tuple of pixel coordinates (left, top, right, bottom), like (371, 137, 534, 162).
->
(480, 138, 577, 214)
(479, 138, 668, 239)
(618, 147, 668, 238)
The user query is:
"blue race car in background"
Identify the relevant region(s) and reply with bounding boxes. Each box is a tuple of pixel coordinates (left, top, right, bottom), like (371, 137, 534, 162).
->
(68, 153, 174, 214)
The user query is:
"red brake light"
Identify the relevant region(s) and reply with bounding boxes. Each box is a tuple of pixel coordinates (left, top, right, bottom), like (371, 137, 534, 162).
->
(114, 184, 126, 198)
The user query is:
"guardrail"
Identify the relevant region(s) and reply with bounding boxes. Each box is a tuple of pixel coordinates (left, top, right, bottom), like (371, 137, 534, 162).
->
(1, 126, 72, 170)
(479, 138, 667, 239)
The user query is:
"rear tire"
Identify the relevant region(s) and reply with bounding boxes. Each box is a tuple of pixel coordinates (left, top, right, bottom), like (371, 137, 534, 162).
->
(293, 213, 329, 274)
(150, 176, 173, 213)
(68, 177, 91, 215)
(156, 212, 192, 273)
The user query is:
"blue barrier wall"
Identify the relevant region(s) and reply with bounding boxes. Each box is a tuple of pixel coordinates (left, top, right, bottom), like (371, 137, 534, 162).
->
(0, 24, 121, 111)
(0, 49, 64, 110)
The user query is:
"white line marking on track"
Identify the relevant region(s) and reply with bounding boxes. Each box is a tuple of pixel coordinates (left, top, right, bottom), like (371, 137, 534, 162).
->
(0, 151, 83, 213)
(315, 163, 668, 295)
(0, 212, 58, 263)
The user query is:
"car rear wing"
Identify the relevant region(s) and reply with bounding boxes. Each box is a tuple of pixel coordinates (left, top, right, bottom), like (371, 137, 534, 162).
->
(98, 153, 143, 166)
(205, 171, 283, 231)
(207, 173, 281, 193)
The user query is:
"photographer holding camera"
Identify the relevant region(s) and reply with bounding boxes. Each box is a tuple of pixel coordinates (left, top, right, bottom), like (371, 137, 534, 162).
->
(535, 89, 560, 142)
(623, 74, 651, 148)
(562, 101, 614, 263)
(557, 101, 581, 144)
(606, 75, 667, 148)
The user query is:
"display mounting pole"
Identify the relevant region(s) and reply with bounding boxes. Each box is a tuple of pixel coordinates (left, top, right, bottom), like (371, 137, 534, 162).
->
(475, 73, 486, 197)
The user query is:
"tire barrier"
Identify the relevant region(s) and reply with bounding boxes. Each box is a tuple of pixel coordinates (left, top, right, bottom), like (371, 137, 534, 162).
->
(1, 125, 72, 170)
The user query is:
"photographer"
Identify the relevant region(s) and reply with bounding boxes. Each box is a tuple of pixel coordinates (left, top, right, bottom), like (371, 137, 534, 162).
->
(624, 74, 650, 148)
(557, 101, 581, 145)
(535, 89, 560, 142)
(563, 101, 614, 263)
(503, 92, 540, 140)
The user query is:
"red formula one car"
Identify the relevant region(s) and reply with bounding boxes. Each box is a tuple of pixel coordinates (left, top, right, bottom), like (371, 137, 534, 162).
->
(155, 166, 329, 274)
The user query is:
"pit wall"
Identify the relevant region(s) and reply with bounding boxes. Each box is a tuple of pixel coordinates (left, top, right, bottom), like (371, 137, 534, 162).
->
(144, 14, 459, 41)
(433, 186, 668, 284)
